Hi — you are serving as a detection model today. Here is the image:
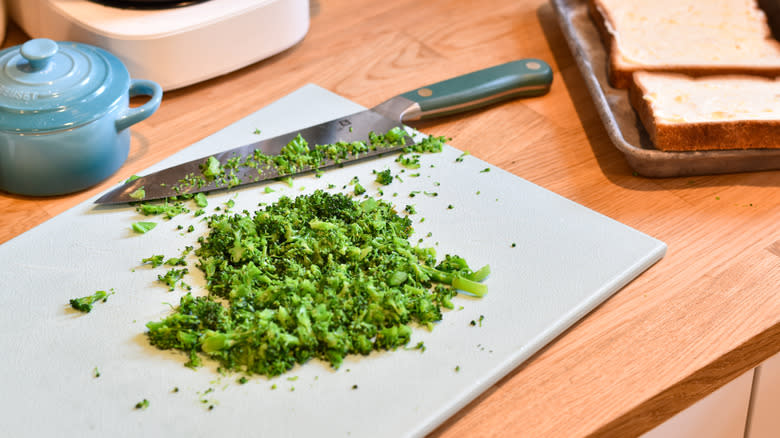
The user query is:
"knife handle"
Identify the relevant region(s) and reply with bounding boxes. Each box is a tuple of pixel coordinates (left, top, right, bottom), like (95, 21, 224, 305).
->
(398, 59, 552, 121)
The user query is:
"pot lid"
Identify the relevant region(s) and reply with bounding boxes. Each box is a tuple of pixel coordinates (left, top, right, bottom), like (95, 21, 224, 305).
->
(0, 38, 130, 133)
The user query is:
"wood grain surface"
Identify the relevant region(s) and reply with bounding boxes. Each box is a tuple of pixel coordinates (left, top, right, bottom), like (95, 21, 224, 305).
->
(2, 1, 779, 436)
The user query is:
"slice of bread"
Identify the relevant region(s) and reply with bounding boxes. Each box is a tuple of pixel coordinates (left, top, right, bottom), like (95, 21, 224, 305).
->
(589, 0, 780, 88)
(629, 72, 780, 151)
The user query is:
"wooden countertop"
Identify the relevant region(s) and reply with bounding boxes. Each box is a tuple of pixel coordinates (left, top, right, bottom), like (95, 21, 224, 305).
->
(2, 1, 779, 436)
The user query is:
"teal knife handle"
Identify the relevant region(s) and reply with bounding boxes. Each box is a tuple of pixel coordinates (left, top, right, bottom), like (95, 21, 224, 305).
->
(399, 59, 552, 120)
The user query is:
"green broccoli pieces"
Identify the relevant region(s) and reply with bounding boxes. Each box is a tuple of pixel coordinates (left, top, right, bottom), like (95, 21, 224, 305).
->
(145, 191, 489, 377)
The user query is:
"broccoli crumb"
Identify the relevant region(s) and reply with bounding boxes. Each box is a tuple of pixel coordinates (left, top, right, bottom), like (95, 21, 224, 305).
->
(135, 399, 150, 410)
(405, 341, 426, 353)
(129, 187, 146, 201)
(194, 193, 208, 208)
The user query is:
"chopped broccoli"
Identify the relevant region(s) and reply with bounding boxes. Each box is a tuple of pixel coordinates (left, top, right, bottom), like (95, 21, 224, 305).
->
(136, 200, 190, 219)
(145, 190, 488, 377)
(134, 399, 149, 410)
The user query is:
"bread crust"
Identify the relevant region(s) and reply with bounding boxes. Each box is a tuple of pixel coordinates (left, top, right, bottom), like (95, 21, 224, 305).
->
(588, 0, 780, 89)
(629, 73, 780, 151)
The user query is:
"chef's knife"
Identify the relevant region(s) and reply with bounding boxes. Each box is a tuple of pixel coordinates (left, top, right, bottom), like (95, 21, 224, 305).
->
(95, 59, 552, 205)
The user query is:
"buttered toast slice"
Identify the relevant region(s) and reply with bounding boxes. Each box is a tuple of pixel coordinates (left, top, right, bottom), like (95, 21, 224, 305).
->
(589, 0, 780, 88)
(629, 72, 780, 151)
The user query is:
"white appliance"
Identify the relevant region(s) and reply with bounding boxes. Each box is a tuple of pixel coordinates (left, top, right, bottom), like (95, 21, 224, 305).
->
(7, 0, 309, 90)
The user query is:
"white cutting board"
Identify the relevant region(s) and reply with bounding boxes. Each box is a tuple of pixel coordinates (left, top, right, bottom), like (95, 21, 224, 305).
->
(0, 84, 666, 437)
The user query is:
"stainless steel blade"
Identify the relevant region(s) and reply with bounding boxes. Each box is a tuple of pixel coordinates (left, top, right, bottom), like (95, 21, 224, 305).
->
(95, 96, 419, 204)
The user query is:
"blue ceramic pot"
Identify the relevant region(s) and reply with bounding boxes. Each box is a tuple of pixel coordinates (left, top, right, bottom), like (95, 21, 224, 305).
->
(0, 38, 162, 196)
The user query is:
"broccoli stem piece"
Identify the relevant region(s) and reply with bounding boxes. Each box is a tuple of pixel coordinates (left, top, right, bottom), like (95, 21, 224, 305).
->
(467, 264, 491, 282)
(419, 263, 490, 297)
(452, 276, 488, 297)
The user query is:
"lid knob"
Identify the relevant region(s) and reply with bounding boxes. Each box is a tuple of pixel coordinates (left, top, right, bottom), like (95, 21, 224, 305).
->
(20, 39, 58, 72)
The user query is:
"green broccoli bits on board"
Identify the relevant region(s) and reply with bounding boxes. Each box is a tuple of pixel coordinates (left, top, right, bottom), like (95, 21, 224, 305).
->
(145, 190, 488, 377)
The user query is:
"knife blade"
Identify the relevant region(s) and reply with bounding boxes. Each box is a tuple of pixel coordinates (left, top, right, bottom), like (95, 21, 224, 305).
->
(95, 58, 552, 204)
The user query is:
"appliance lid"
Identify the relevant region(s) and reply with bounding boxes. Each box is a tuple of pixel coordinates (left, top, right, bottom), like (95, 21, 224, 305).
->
(89, 0, 211, 9)
(0, 38, 130, 133)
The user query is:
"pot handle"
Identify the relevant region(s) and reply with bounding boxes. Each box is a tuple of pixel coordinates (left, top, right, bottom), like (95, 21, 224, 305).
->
(115, 79, 163, 132)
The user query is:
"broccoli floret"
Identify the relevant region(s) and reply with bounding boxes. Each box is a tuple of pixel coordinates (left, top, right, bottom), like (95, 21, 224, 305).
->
(70, 290, 112, 313)
(375, 169, 393, 185)
(141, 254, 165, 267)
(157, 268, 189, 291)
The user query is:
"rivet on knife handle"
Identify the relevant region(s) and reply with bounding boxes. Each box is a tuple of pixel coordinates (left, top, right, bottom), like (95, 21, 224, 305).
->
(398, 59, 553, 121)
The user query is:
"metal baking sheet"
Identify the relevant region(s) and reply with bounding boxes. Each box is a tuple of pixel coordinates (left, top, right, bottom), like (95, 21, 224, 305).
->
(550, 0, 780, 177)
